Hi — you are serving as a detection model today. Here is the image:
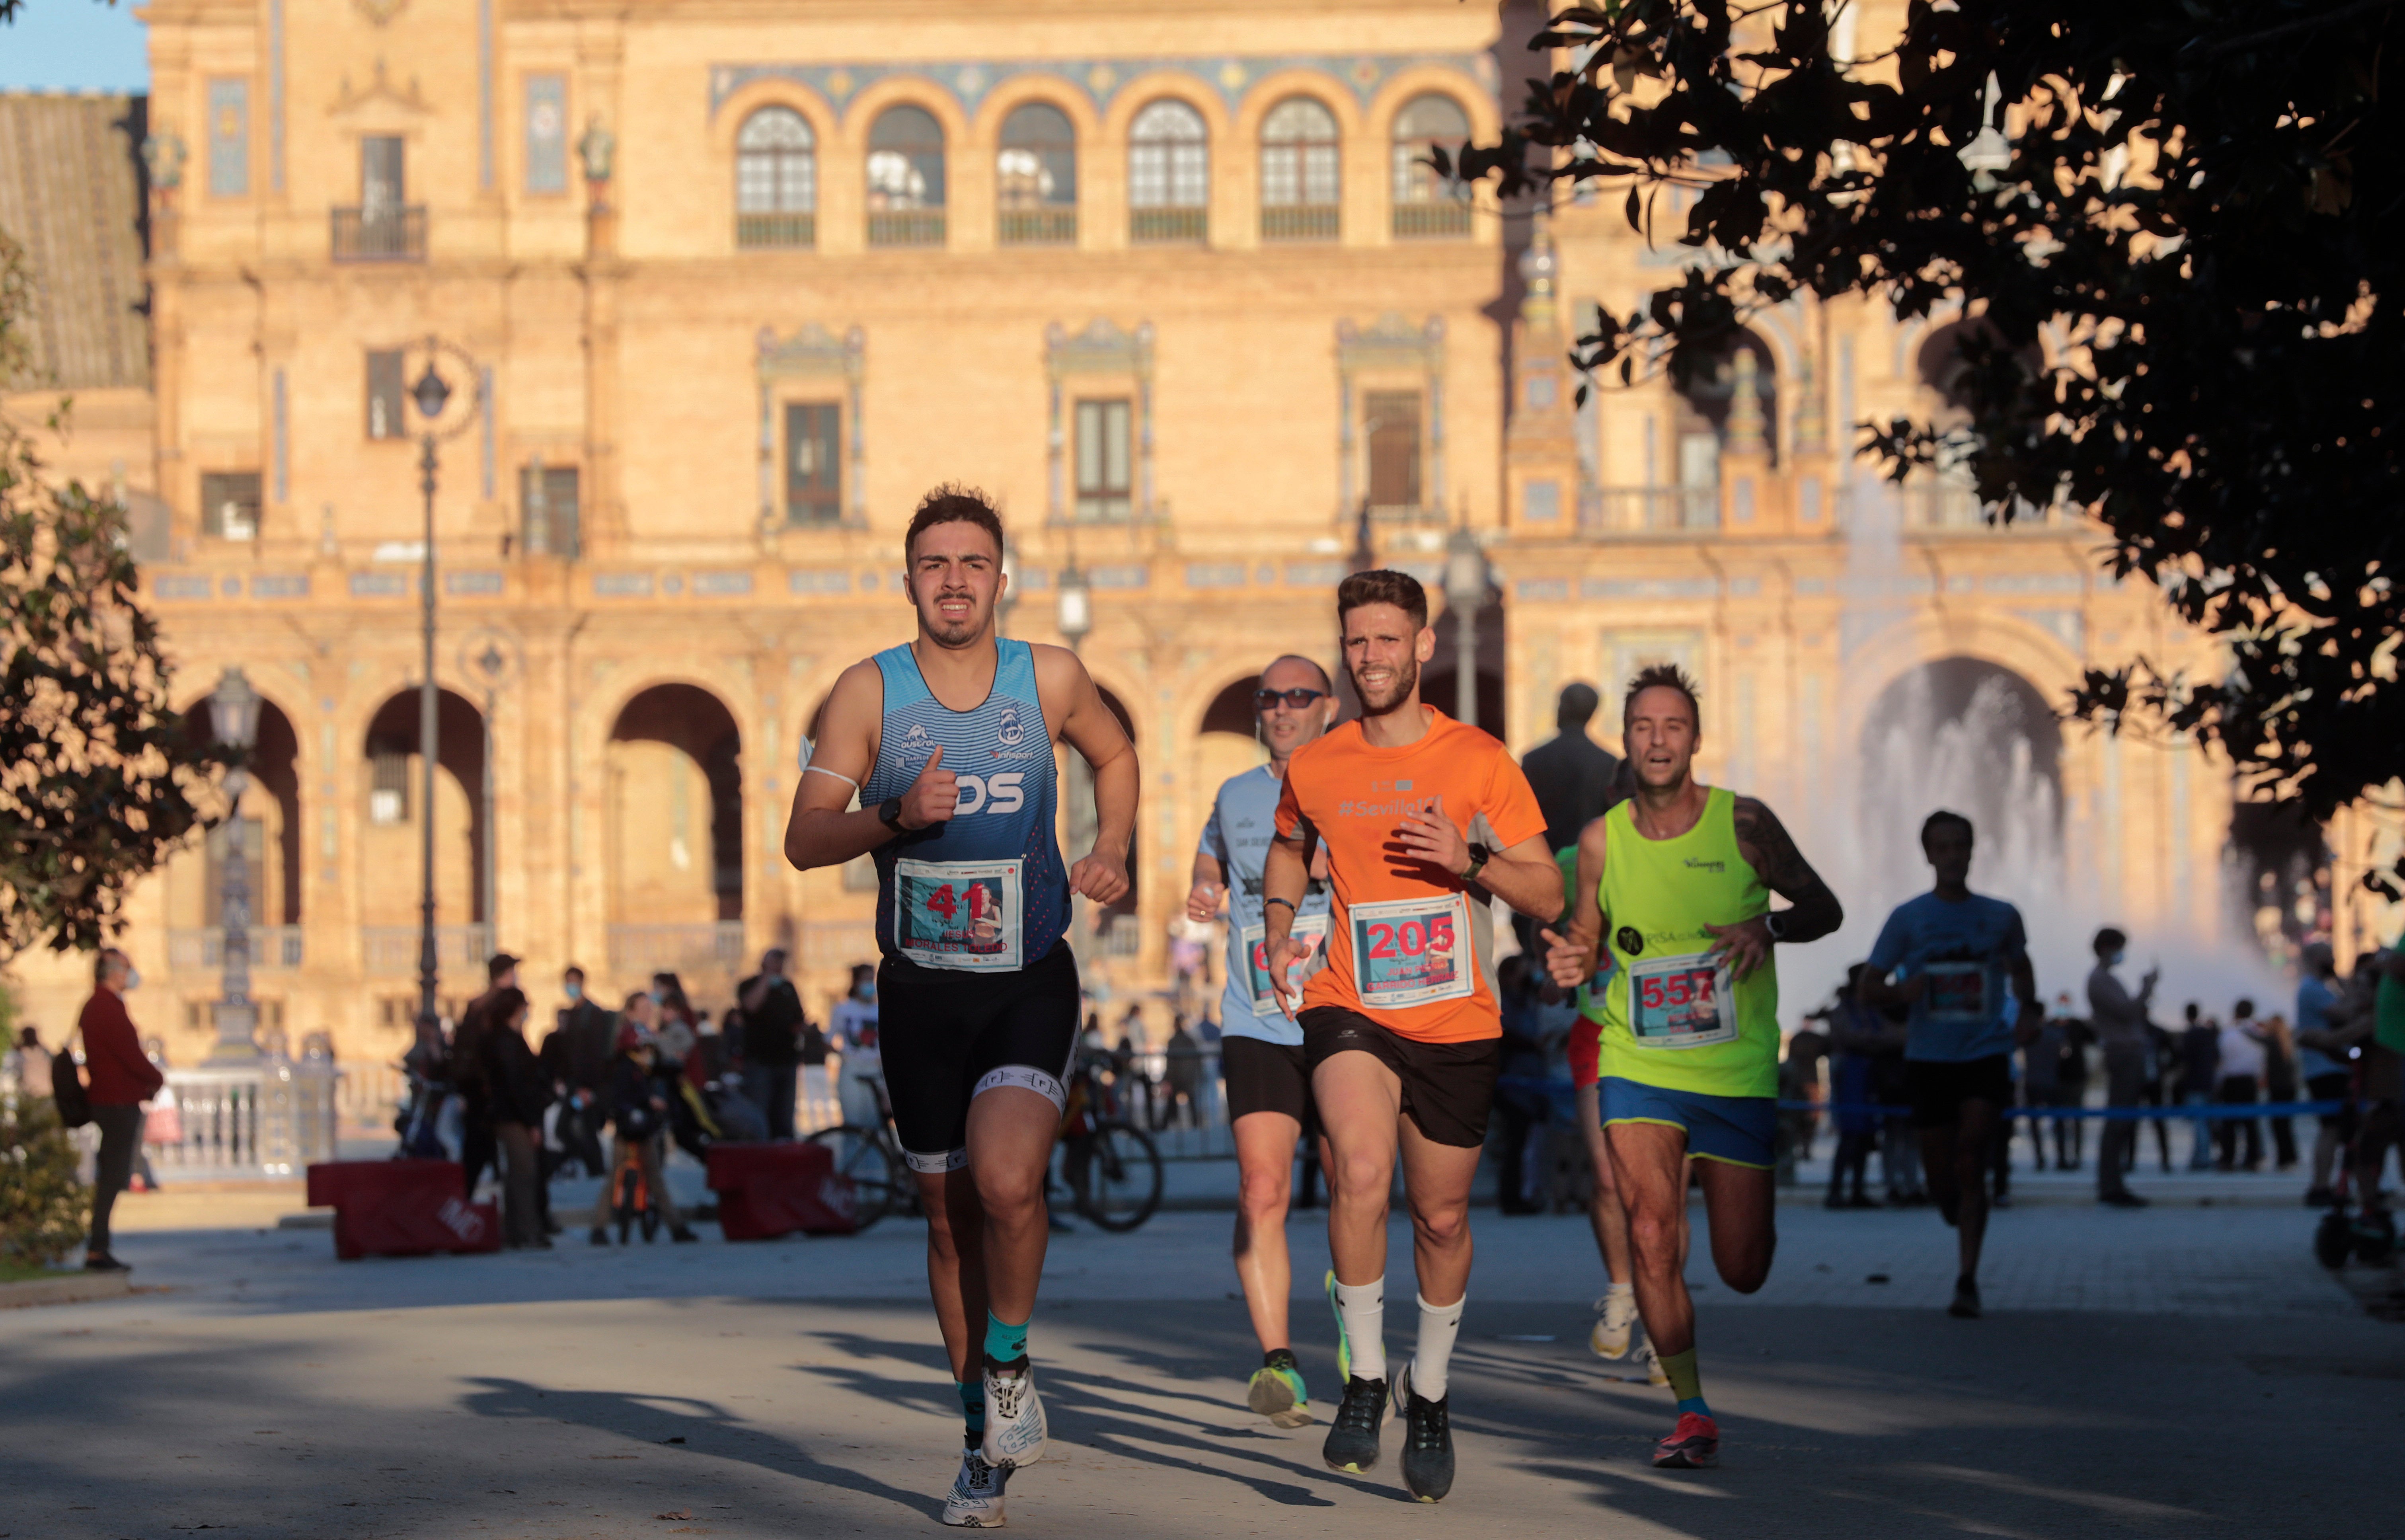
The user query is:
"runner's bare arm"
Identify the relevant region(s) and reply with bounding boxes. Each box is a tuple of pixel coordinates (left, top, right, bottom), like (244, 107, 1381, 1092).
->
(1709, 795, 1843, 979)
(2011, 952, 2043, 1044)
(1187, 851, 1226, 922)
(1034, 643, 1138, 905)
(1542, 815, 1610, 990)
(1260, 827, 1312, 1019)
(783, 660, 915, 871)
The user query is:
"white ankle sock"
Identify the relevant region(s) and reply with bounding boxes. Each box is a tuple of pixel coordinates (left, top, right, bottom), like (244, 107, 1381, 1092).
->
(1333, 1276, 1386, 1382)
(1411, 1292, 1465, 1401)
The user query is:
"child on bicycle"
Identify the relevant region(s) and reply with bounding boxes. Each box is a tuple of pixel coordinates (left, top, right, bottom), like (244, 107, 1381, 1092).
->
(590, 1000, 699, 1245)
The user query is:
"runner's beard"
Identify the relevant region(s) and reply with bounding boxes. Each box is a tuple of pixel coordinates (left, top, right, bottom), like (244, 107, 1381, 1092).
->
(922, 591, 988, 647)
(1350, 651, 1419, 715)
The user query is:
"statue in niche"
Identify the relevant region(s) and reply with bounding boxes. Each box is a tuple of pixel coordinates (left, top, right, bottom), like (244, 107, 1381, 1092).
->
(577, 115, 615, 185)
(142, 131, 186, 193)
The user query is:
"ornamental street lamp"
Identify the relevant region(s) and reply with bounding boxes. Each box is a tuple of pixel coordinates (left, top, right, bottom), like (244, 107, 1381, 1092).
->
(404, 336, 485, 1047)
(1442, 524, 1490, 730)
(1054, 556, 1092, 649)
(207, 667, 263, 1062)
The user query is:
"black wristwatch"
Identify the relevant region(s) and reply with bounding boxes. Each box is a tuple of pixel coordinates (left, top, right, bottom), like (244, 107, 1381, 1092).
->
(1460, 842, 1493, 885)
(1764, 911, 1789, 944)
(878, 795, 908, 835)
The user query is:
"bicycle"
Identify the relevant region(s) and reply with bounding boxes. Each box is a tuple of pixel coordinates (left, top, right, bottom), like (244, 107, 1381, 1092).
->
(611, 1140, 664, 1244)
(804, 1056, 1164, 1233)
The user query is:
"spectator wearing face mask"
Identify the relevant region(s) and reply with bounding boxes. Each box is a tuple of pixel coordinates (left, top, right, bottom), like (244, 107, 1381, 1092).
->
(2086, 928, 2159, 1209)
(542, 965, 615, 1179)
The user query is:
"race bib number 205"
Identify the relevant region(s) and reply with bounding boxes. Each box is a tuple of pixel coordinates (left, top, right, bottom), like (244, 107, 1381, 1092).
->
(1348, 893, 1474, 1010)
(894, 857, 1023, 972)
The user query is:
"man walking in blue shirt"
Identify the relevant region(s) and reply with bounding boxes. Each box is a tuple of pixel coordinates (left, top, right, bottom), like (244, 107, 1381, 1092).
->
(1863, 811, 2041, 1320)
(1187, 654, 1337, 1428)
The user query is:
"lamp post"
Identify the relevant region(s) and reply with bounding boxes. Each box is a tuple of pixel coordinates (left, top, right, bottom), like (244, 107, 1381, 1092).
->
(404, 336, 484, 1046)
(207, 667, 264, 1062)
(1442, 524, 1489, 731)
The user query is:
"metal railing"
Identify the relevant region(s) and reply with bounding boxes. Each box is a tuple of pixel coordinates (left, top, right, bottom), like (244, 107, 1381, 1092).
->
(736, 211, 816, 249)
(169, 926, 304, 972)
(608, 920, 746, 975)
(999, 208, 1077, 245)
(330, 206, 428, 262)
(1131, 207, 1207, 244)
(154, 1057, 340, 1176)
(1261, 205, 1339, 242)
(1581, 485, 1722, 534)
(867, 210, 946, 248)
(361, 924, 495, 976)
(1392, 201, 1471, 240)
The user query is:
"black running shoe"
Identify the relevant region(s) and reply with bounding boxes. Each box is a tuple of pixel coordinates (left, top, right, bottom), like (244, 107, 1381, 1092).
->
(1321, 1374, 1388, 1474)
(1948, 1276, 1982, 1318)
(1392, 1365, 1454, 1502)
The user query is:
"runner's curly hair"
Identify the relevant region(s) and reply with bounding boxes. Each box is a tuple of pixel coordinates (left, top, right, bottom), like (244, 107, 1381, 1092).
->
(1335, 568, 1428, 629)
(904, 483, 1006, 563)
(1622, 661, 1701, 733)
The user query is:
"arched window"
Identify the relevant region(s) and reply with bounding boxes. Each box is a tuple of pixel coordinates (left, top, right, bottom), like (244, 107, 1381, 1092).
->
(997, 101, 1077, 246)
(735, 106, 815, 248)
(1128, 98, 1208, 244)
(1391, 93, 1471, 239)
(866, 104, 945, 247)
(1260, 96, 1339, 242)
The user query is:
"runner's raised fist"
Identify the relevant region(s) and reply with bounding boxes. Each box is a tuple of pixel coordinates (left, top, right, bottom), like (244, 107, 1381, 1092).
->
(1185, 877, 1224, 923)
(900, 745, 957, 830)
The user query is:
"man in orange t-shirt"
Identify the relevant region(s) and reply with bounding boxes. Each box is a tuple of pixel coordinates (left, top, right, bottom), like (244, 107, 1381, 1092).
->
(1261, 570, 1560, 1502)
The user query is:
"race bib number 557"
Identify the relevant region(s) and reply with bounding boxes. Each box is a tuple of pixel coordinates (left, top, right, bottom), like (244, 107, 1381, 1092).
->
(1625, 950, 1737, 1049)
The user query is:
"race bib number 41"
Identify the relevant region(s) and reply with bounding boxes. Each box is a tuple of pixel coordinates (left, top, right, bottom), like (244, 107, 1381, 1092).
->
(1625, 950, 1737, 1049)
(1349, 893, 1474, 1010)
(1241, 913, 1329, 1016)
(894, 857, 1024, 972)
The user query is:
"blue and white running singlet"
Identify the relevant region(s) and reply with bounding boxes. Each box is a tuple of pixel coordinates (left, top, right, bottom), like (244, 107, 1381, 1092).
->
(862, 639, 1070, 972)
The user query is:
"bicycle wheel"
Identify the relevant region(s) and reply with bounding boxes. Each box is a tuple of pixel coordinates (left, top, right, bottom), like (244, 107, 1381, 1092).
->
(805, 1125, 901, 1232)
(1071, 1121, 1163, 1232)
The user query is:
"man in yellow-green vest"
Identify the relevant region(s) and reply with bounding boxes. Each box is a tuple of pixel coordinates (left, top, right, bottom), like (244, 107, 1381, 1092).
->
(1543, 663, 1844, 1473)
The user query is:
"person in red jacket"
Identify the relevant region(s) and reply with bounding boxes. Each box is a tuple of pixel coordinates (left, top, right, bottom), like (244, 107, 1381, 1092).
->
(79, 947, 164, 1271)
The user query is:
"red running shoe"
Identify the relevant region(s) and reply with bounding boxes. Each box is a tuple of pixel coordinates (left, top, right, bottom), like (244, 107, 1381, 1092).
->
(1653, 1412, 1720, 1468)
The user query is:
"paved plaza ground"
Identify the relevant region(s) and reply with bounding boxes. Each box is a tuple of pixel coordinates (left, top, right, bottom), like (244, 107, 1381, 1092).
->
(4, 1178, 2398, 1540)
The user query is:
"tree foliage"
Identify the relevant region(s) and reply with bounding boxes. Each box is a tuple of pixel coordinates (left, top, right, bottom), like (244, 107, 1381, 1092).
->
(1, 229, 222, 957)
(1457, 0, 2400, 821)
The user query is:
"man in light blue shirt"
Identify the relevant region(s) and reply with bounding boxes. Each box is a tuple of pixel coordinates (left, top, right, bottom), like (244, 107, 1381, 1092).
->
(1187, 655, 1335, 1428)
(1864, 810, 2039, 1321)
(2296, 942, 2351, 1206)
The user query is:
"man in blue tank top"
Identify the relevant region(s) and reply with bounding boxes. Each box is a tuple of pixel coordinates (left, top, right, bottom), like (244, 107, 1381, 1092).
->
(783, 486, 1139, 1529)
(1186, 653, 1336, 1430)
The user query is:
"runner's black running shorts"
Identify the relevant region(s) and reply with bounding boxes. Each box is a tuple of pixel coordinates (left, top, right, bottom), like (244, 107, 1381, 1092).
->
(877, 943, 1080, 1174)
(1300, 1006, 1499, 1149)
(1222, 1034, 1317, 1135)
(1904, 1053, 2013, 1130)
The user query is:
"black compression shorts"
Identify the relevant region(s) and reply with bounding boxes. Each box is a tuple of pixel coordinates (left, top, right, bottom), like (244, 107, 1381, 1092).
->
(877, 943, 1081, 1174)
(1904, 1053, 2013, 1131)
(1222, 1034, 1317, 1135)
(1300, 1006, 1499, 1149)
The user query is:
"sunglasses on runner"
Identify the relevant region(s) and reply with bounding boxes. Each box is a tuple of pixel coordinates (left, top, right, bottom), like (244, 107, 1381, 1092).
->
(1254, 687, 1330, 710)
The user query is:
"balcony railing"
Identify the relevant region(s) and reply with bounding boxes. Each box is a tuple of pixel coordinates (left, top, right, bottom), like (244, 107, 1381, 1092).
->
(609, 921, 747, 975)
(736, 211, 816, 249)
(155, 1057, 339, 1176)
(1261, 205, 1339, 242)
(867, 210, 946, 248)
(169, 926, 304, 972)
(999, 208, 1077, 246)
(330, 206, 428, 262)
(1131, 207, 1207, 244)
(1581, 485, 1723, 534)
(362, 923, 495, 977)
(1392, 201, 1472, 240)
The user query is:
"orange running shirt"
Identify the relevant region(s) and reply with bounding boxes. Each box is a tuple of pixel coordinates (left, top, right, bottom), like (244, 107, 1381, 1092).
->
(1272, 709, 1546, 1043)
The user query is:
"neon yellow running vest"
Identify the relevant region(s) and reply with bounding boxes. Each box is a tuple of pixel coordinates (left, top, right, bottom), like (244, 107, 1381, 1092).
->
(1594, 787, 1780, 1098)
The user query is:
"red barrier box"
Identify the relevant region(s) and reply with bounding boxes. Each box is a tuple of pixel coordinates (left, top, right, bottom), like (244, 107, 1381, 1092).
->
(706, 1141, 858, 1240)
(305, 1160, 502, 1260)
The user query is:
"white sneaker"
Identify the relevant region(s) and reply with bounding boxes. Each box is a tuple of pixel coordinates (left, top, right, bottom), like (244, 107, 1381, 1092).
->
(1590, 1287, 1637, 1360)
(981, 1361, 1048, 1470)
(942, 1444, 1008, 1527)
(1639, 1339, 1668, 1388)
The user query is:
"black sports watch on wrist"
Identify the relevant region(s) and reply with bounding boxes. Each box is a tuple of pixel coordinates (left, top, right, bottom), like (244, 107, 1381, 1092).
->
(1460, 841, 1493, 885)
(878, 795, 908, 835)
(1764, 910, 1789, 944)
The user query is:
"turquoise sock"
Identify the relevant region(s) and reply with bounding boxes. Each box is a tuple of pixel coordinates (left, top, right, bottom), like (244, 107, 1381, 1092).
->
(1677, 1395, 1713, 1418)
(958, 1379, 985, 1440)
(983, 1310, 1030, 1366)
